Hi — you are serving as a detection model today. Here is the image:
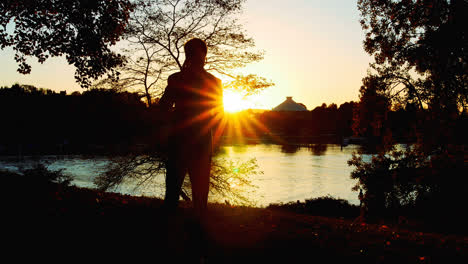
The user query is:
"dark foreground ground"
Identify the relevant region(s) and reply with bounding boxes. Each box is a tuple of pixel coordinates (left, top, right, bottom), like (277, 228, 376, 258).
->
(3, 179, 468, 264)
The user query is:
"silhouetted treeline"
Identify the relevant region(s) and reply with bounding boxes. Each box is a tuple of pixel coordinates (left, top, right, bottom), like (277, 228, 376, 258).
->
(0, 84, 149, 155)
(259, 103, 355, 140)
(0, 84, 429, 155)
(239, 102, 418, 145)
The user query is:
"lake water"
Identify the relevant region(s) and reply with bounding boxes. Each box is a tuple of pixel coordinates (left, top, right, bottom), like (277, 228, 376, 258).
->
(0, 144, 369, 207)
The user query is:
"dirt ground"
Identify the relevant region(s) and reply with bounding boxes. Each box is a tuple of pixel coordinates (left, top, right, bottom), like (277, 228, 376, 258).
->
(4, 185, 468, 263)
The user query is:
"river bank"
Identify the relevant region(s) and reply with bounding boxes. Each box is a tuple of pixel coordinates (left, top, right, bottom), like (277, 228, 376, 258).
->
(0, 143, 366, 207)
(4, 172, 468, 264)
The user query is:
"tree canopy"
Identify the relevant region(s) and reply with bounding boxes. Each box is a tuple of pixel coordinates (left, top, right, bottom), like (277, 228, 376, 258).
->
(94, 0, 273, 105)
(0, 0, 133, 87)
(351, 0, 468, 223)
(358, 0, 468, 111)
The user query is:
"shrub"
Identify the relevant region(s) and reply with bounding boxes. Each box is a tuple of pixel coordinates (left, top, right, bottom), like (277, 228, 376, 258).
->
(20, 163, 72, 187)
(267, 196, 359, 218)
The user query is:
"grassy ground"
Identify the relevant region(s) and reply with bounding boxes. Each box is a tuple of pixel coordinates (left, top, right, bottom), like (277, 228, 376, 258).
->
(3, 176, 468, 264)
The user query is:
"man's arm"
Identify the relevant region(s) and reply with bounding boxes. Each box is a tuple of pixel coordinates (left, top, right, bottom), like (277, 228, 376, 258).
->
(158, 75, 176, 111)
(212, 78, 224, 116)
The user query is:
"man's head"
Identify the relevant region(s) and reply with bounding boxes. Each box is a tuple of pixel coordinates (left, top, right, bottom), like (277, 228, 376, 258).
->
(183, 38, 207, 68)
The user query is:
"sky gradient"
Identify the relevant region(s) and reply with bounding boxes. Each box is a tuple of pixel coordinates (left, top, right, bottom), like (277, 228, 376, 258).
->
(0, 0, 372, 110)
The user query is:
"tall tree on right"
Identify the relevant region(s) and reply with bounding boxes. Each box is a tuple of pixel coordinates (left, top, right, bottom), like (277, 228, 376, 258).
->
(349, 0, 468, 226)
(358, 0, 467, 112)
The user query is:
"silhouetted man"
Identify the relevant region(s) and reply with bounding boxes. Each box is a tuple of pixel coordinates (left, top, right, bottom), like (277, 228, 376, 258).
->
(159, 38, 223, 218)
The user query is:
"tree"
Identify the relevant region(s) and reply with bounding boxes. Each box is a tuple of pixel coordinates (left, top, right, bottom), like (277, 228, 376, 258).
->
(90, 1, 269, 205)
(352, 74, 391, 146)
(351, 0, 468, 225)
(358, 0, 467, 111)
(93, 151, 262, 206)
(337, 101, 357, 138)
(0, 0, 133, 88)
(94, 0, 273, 106)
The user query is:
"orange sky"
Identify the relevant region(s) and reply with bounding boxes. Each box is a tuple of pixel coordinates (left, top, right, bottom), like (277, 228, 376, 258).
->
(0, 0, 372, 110)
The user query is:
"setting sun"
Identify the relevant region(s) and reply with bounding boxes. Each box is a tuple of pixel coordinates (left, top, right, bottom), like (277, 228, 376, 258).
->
(223, 90, 253, 113)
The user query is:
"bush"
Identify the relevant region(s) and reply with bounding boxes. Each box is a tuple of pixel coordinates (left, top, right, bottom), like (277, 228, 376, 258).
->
(349, 144, 468, 233)
(267, 196, 359, 218)
(20, 163, 72, 187)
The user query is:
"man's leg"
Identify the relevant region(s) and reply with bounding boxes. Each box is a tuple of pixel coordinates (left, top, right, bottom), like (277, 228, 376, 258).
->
(189, 149, 211, 217)
(164, 150, 187, 210)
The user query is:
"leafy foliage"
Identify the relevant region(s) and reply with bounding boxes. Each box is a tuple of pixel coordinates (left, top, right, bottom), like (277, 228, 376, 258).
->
(352, 74, 392, 147)
(268, 196, 359, 219)
(358, 0, 468, 110)
(94, 152, 261, 206)
(349, 147, 425, 217)
(20, 163, 72, 187)
(209, 157, 261, 206)
(0, 0, 133, 87)
(352, 0, 468, 222)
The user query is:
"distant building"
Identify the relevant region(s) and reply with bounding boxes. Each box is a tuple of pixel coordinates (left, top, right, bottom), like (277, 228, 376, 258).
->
(272, 96, 307, 111)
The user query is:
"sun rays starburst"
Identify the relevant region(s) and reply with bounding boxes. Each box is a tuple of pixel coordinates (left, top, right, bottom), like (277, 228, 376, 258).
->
(169, 88, 284, 147)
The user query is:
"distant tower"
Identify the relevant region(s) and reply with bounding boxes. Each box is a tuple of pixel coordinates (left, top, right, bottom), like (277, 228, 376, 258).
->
(272, 96, 308, 111)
